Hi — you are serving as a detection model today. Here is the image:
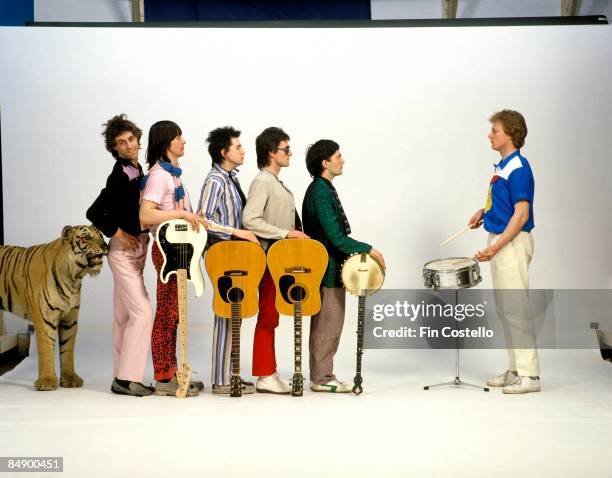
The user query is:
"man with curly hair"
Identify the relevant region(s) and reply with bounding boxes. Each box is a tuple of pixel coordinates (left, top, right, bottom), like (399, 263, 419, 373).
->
(87, 114, 154, 397)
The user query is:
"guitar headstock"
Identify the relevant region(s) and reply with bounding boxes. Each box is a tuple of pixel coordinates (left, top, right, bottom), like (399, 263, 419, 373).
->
(291, 373, 304, 397)
(176, 365, 192, 398)
(230, 376, 242, 397)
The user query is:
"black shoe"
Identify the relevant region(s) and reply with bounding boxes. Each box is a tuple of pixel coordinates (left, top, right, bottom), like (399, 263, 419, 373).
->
(111, 379, 154, 397)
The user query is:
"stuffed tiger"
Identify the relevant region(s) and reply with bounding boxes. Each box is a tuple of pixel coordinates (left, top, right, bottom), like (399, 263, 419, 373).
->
(0, 225, 109, 391)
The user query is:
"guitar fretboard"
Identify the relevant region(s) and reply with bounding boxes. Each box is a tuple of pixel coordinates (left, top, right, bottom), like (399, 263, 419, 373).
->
(178, 270, 188, 367)
(231, 303, 241, 377)
(294, 301, 302, 373)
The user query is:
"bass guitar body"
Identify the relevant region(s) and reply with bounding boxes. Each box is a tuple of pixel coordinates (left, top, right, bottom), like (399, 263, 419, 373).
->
(156, 219, 207, 298)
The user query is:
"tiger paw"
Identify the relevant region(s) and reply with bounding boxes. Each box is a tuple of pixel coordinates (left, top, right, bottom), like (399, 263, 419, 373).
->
(60, 373, 84, 388)
(35, 376, 59, 391)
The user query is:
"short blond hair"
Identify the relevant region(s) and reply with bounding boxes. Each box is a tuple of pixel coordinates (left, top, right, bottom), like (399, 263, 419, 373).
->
(489, 110, 528, 149)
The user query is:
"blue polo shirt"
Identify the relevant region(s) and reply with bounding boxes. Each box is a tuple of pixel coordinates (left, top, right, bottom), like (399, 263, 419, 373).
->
(483, 150, 535, 234)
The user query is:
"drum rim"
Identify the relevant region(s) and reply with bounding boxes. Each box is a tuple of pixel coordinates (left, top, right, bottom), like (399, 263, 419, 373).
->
(423, 256, 478, 273)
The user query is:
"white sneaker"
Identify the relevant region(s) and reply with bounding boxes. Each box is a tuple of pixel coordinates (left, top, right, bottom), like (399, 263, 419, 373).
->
(503, 375, 541, 394)
(273, 372, 291, 388)
(310, 379, 352, 393)
(487, 370, 518, 387)
(256, 373, 291, 394)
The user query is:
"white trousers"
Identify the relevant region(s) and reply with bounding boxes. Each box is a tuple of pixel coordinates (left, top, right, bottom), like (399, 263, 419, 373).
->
(488, 231, 540, 376)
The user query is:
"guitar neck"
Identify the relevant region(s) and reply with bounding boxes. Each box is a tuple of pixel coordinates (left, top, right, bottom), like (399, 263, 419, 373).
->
(294, 301, 302, 373)
(231, 303, 241, 377)
(177, 269, 188, 365)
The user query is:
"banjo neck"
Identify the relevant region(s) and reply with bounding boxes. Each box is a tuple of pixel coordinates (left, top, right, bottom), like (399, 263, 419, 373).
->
(353, 294, 366, 395)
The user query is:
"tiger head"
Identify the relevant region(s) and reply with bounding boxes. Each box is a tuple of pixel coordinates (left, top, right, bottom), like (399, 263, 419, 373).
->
(62, 225, 109, 276)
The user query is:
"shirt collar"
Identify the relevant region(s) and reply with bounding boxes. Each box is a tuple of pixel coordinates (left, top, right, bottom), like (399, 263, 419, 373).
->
(262, 168, 282, 182)
(315, 176, 333, 188)
(214, 164, 239, 179)
(494, 149, 520, 169)
(118, 157, 140, 170)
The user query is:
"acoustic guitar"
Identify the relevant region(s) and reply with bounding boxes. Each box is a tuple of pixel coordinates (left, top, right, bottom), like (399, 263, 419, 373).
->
(156, 219, 207, 398)
(267, 239, 328, 396)
(205, 240, 266, 397)
(341, 252, 385, 395)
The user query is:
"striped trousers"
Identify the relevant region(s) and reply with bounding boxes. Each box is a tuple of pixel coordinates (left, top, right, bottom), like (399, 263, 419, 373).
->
(211, 315, 232, 386)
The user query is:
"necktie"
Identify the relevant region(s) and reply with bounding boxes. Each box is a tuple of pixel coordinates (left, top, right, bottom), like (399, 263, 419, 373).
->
(229, 173, 246, 207)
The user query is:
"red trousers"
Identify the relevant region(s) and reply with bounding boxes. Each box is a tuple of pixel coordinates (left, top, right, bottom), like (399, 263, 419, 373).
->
(252, 268, 280, 376)
(151, 242, 178, 381)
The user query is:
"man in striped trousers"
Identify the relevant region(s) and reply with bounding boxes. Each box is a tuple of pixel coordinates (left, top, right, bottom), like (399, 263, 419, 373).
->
(198, 126, 259, 395)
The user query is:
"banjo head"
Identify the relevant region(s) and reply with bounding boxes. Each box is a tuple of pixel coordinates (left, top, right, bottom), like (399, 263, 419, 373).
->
(341, 252, 385, 297)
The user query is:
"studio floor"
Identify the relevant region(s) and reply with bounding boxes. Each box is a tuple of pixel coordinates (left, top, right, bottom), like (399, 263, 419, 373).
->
(1, 322, 611, 478)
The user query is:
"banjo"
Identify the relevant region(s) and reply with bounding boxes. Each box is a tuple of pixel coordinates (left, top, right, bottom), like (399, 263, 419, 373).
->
(341, 252, 385, 395)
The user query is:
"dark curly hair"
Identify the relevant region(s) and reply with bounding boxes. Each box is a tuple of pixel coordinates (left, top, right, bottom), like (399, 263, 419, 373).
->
(305, 139, 339, 177)
(145, 120, 182, 169)
(102, 114, 142, 160)
(255, 127, 289, 169)
(206, 126, 241, 166)
(489, 110, 528, 149)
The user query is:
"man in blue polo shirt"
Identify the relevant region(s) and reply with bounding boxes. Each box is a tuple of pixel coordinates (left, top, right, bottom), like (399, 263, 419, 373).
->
(468, 109, 540, 394)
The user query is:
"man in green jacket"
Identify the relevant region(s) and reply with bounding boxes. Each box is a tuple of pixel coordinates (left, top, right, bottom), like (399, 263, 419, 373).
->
(302, 139, 385, 392)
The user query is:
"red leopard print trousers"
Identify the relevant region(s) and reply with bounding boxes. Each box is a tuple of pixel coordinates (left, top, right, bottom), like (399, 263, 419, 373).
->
(151, 242, 178, 381)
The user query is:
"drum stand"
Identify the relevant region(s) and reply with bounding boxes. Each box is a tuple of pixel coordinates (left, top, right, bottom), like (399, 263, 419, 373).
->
(423, 289, 489, 392)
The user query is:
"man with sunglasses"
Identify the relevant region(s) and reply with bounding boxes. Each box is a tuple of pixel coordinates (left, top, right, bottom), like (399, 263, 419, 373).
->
(243, 127, 308, 394)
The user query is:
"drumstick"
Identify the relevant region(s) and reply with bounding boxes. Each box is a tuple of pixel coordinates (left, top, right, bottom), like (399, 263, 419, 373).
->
(439, 226, 470, 247)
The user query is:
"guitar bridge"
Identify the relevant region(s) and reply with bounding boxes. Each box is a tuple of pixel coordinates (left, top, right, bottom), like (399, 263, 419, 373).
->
(285, 267, 311, 273)
(224, 270, 247, 276)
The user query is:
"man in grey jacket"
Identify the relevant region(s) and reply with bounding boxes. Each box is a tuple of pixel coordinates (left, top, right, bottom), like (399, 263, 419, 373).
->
(243, 127, 308, 394)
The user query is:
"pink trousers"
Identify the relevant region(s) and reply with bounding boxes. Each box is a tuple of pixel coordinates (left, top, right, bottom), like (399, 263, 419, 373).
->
(107, 234, 154, 382)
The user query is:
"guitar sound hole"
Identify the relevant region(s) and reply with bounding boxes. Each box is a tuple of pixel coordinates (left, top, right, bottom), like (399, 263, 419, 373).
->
(227, 287, 245, 304)
(289, 285, 306, 303)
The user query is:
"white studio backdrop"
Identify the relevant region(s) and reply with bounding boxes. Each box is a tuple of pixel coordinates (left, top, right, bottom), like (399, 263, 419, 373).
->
(0, 24, 611, 342)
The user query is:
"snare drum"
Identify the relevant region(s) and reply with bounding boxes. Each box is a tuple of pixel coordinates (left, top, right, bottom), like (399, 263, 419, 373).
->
(423, 257, 481, 290)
